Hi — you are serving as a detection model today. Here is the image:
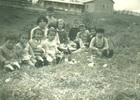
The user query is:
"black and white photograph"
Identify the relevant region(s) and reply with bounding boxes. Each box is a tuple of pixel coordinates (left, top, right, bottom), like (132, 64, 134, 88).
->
(0, 0, 140, 99)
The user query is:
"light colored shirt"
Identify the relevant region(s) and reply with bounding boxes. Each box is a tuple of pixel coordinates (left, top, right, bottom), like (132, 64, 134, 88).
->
(15, 43, 35, 62)
(76, 30, 90, 47)
(43, 39, 59, 62)
(29, 39, 45, 56)
(89, 36, 109, 50)
(46, 16, 57, 26)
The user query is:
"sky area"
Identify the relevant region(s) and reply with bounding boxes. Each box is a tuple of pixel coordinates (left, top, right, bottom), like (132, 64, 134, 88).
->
(32, 0, 140, 13)
(114, 0, 140, 12)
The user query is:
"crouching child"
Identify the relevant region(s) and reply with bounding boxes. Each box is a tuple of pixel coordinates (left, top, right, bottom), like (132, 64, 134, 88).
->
(43, 27, 63, 65)
(15, 33, 36, 67)
(0, 35, 20, 71)
(89, 28, 113, 58)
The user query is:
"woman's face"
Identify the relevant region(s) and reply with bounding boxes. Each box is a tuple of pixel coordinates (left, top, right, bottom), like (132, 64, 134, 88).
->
(39, 19, 46, 28)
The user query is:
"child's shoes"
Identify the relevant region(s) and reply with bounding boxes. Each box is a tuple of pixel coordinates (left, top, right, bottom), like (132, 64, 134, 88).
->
(4, 64, 14, 71)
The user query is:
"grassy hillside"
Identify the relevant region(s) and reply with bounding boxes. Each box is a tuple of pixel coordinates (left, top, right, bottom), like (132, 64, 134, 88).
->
(0, 5, 140, 100)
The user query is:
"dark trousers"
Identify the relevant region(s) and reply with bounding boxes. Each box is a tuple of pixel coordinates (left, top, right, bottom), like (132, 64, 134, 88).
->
(102, 49, 114, 58)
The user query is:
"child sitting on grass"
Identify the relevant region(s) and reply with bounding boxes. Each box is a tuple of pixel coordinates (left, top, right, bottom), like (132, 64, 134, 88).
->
(30, 15, 48, 40)
(89, 28, 114, 58)
(56, 19, 69, 44)
(74, 23, 90, 53)
(56, 19, 71, 53)
(88, 25, 96, 42)
(43, 27, 63, 65)
(0, 35, 20, 71)
(68, 18, 80, 41)
(15, 33, 36, 67)
(29, 28, 45, 67)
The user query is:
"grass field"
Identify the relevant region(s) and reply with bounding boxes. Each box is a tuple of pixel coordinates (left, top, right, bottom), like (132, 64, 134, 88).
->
(0, 5, 140, 100)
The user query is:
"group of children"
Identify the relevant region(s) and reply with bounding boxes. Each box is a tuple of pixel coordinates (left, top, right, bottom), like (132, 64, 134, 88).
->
(0, 7, 113, 71)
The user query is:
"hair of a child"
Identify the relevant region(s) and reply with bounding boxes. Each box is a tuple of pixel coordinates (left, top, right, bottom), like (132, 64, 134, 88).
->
(32, 28, 44, 39)
(47, 6, 54, 12)
(37, 15, 48, 25)
(56, 19, 65, 29)
(47, 27, 56, 35)
(96, 28, 105, 33)
(48, 22, 57, 29)
(79, 23, 85, 29)
(19, 31, 29, 40)
(88, 25, 96, 32)
(5, 34, 18, 42)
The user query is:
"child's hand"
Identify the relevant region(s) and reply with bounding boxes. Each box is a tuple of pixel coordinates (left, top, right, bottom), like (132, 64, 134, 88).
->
(34, 48, 44, 53)
(56, 50, 61, 54)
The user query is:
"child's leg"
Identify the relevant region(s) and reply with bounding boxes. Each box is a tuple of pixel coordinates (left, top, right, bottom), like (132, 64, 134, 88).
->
(23, 60, 34, 67)
(4, 64, 14, 71)
(35, 56, 44, 68)
(73, 48, 85, 53)
(102, 49, 108, 57)
(43, 57, 49, 66)
(107, 49, 114, 58)
(11, 61, 20, 70)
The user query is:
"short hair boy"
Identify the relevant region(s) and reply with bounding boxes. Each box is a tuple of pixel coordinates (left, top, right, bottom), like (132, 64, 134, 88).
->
(89, 28, 113, 58)
(0, 35, 20, 71)
(46, 7, 57, 27)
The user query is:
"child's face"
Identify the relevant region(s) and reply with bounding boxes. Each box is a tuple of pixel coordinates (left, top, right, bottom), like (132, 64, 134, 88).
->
(79, 26, 85, 32)
(47, 11, 53, 17)
(5, 40, 16, 49)
(90, 29, 96, 36)
(48, 31, 56, 41)
(96, 32, 103, 38)
(39, 19, 47, 28)
(58, 22, 64, 30)
(34, 30, 43, 40)
(74, 21, 79, 28)
(19, 34, 28, 45)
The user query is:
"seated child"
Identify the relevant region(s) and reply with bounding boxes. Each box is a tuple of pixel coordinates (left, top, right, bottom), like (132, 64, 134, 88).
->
(68, 18, 80, 41)
(46, 6, 57, 27)
(29, 28, 45, 67)
(15, 33, 36, 67)
(74, 23, 90, 53)
(30, 15, 48, 40)
(56, 19, 70, 53)
(0, 35, 20, 71)
(89, 28, 114, 58)
(88, 25, 96, 42)
(47, 22, 60, 46)
(43, 27, 63, 65)
(56, 19, 69, 44)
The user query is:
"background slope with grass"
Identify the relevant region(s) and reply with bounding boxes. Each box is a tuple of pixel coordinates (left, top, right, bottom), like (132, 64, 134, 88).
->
(0, 5, 140, 100)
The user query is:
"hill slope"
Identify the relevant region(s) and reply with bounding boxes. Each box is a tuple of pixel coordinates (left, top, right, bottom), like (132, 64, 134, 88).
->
(0, 5, 140, 100)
